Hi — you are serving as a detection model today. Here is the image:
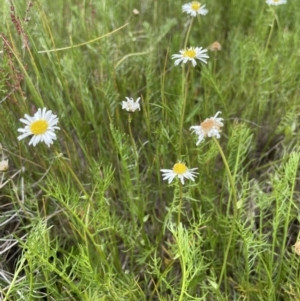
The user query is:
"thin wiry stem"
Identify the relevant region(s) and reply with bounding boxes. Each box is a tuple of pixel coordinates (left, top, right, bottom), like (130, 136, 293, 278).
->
(177, 182, 183, 226)
(128, 114, 149, 245)
(178, 252, 187, 301)
(212, 137, 238, 288)
(178, 65, 191, 155)
(265, 8, 278, 53)
(128, 113, 138, 164)
(184, 18, 194, 49)
(212, 137, 238, 216)
(265, 16, 275, 53)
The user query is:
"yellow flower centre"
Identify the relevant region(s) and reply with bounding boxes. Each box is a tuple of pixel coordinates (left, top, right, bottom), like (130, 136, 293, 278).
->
(191, 1, 201, 10)
(183, 49, 196, 58)
(172, 163, 188, 175)
(30, 120, 48, 135)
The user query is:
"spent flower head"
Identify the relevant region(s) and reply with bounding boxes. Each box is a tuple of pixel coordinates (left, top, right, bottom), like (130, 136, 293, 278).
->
(182, 2, 208, 17)
(293, 241, 300, 255)
(209, 41, 222, 52)
(160, 162, 198, 185)
(122, 97, 141, 112)
(0, 160, 8, 172)
(190, 111, 224, 145)
(172, 47, 209, 67)
(17, 108, 60, 147)
(266, 0, 286, 5)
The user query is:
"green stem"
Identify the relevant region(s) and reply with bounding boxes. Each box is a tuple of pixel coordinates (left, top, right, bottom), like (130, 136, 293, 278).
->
(213, 137, 238, 215)
(178, 66, 191, 155)
(184, 18, 194, 49)
(264, 9, 276, 53)
(212, 137, 238, 288)
(178, 254, 187, 301)
(177, 182, 183, 226)
(128, 113, 138, 164)
(177, 17, 194, 156)
(213, 52, 217, 76)
(2, 257, 26, 301)
(128, 114, 149, 245)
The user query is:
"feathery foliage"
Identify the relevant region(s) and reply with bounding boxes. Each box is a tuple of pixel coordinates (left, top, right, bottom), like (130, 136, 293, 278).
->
(1, 0, 300, 300)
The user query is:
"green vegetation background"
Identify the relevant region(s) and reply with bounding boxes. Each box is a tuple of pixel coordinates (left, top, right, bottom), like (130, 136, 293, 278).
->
(1, 0, 300, 300)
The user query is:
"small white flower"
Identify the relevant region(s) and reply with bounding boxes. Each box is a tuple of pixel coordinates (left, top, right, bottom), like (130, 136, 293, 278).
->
(172, 47, 209, 67)
(122, 97, 141, 112)
(160, 162, 198, 185)
(266, 0, 286, 5)
(133, 8, 140, 15)
(17, 108, 60, 147)
(0, 160, 8, 172)
(190, 111, 224, 145)
(182, 2, 208, 17)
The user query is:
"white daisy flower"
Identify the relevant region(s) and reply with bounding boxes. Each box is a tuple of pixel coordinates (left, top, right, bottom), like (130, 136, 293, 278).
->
(122, 97, 141, 112)
(172, 47, 209, 67)
(190, 111, 224, 145)
(266, 0, 286, 5)
(182, 2, 208, 17)
(160, 162, 198, 185)
(17, 108, 60, 147)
